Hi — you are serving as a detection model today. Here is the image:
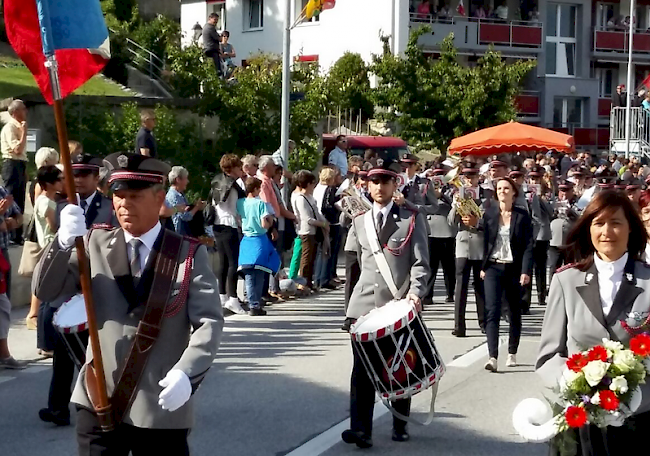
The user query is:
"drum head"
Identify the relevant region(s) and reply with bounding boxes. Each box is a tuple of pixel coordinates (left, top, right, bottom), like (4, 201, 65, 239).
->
(53, 294, 88, 333)
(351, 300, 416, 341)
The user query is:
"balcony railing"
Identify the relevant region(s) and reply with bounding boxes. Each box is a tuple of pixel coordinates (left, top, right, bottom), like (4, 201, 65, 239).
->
(598, 98, 612, 117)
(544, 124, 611, 149)
(610, 107, 650, 156)
(408, 14, 543, 48)
(593, 27, 650, 54)
(515, 91, 540, 116)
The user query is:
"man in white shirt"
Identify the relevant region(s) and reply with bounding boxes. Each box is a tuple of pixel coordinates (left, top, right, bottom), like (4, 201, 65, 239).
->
(0, 99, 29, 243)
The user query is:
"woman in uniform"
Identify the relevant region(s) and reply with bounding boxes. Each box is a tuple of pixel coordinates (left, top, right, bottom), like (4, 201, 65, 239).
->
(537, 190, 650, 455)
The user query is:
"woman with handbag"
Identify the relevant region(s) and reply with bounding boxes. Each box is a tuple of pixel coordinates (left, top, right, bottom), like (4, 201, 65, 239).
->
(292, 170, 329, 292)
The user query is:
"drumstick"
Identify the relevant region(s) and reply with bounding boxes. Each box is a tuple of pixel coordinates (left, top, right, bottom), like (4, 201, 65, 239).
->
(391, 333, 413, 373)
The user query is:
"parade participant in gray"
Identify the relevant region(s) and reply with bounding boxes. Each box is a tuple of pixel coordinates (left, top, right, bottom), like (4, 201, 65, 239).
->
(33, 153, 223, 455)
(343, 159, 430, 448)
(537, 190, 650, 455)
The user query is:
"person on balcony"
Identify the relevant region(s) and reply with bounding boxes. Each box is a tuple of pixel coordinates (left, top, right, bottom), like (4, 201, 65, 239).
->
(438, 1, 452, 21)
(417, 0, 434, 19)
(474, 3, 487, 19)
(612, 84, 626, 107)
(494, 1, 508, 22)
(642, 92, 650, 111)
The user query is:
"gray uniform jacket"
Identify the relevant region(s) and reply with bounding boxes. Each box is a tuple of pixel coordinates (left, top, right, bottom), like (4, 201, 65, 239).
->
(32, 227, 224, 429)
(402, 175, 438, 235)
(427, 190, 456, 239)
(530, 194, 553, 242)
(56, 192, 118, 229)
(448, 197, 484, 261)
(549, 199, 580, 247)
(346, 205, 430, 319)
(536, 259, 650, 415)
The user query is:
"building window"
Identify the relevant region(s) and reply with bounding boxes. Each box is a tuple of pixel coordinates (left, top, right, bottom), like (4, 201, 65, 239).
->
(296, 0, 319, 23)
(595, 3, 616, 29)
(553, 98, 583, 128)
(546, 3, 577, 77)
(208, 0, 226, 31)
(596, 68, 616, 98)
(244, 0, 263, 30)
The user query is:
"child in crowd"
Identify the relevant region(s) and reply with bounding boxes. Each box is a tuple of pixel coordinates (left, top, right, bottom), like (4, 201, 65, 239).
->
(236, 177, 280, 316)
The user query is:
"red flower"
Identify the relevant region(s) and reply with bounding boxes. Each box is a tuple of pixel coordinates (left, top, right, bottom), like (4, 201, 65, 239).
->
(565, 406, 588, 428)
(567, 353, 589, 372)
(598, 390, 620, 412)
(588, 346, 609, 362)
(630, 334, 650, 357)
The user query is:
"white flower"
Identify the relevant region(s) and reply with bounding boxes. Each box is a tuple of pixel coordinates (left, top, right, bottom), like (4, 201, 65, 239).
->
(613, 350, 637, 374)
(591, 391, 601, 405)
(610, 376, 629, 394)
(561, 368, 583, 391)
(583, 360, 611, 387)
(602, 339, 624, 353)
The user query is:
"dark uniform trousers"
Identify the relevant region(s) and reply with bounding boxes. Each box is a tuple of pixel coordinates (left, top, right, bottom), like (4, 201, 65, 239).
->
(49, 331, 88, 415)
(453, 258, 485, 332)
(523, 240, 549, 310)
(76, 407, 190, 456)
(426, 237, 455, 301)
(547, 246, 565, 288)
(344, 251, 360, 313)
(350, 342, 410, 436)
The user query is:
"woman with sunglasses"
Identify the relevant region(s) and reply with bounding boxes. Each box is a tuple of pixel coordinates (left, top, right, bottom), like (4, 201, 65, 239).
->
(537, 190, 650, 454)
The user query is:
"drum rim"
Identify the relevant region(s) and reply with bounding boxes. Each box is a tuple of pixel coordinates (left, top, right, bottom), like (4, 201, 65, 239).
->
(351, 305, 418, 342)
(52, 294, 88, 334)
(380, 364, 446, 401)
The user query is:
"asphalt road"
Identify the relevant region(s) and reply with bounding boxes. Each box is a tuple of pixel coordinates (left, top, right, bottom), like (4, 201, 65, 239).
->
(1, 273, 549, 456)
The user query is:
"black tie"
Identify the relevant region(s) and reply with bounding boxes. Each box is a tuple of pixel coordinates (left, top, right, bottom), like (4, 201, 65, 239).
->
(80, 200, 88, 214)
(129, 239, 143, 284)
(376, 211, 384, 233)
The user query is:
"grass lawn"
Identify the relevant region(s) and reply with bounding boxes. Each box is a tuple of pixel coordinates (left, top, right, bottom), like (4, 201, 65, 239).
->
(0, 56, 130, 99)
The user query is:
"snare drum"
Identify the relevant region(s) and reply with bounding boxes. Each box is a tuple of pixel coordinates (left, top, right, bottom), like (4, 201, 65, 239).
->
(52, 294, 89, 369)
(351, 300, 445, 402)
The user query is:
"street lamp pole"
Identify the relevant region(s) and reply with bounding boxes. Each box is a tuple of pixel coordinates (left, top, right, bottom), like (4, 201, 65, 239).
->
(280, 0, 292, 205)
(624, 0, 635, 159)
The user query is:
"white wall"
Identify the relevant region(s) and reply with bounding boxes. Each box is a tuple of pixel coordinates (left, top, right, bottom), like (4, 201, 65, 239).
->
(181, 1, 208, 47)
(180, 0, 411, 70)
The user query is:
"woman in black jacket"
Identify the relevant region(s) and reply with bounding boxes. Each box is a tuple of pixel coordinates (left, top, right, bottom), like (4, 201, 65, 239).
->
(480, 177, 534, 372)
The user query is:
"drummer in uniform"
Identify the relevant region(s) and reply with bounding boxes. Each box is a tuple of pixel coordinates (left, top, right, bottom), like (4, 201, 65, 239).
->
(548, 179, 580, 285)
(342, 159, 430, 448)
(33, 153, 223, 455)
(40, 154, 119, 427)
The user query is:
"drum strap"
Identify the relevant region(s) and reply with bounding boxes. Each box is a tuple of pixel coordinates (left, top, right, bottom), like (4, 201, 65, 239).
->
(110, 230, 184, 425)
(381, 382, 439, 426)
(364, 211, 409, 300)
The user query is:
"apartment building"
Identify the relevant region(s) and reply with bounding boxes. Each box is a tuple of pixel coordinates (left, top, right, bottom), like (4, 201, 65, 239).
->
(180, 0, 650, 152)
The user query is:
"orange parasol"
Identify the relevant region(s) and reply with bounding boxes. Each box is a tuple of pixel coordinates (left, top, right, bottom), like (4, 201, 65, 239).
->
(448, 121, 575, 156)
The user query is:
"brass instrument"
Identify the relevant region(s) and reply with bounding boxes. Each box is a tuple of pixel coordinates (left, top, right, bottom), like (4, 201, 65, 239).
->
(443, 163, 483, 219)
(336, 185, 373, 218)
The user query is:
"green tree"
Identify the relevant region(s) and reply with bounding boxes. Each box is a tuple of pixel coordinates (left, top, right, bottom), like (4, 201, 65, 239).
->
(326, 52, 374, 121)
(371, 27, 536, 151)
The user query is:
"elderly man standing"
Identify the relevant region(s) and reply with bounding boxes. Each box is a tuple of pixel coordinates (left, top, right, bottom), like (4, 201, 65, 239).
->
(1, 99, 29, 243)
(135, 110, 157, 158)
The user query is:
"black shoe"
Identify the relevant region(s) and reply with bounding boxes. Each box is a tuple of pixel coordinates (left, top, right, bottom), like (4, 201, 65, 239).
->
(263, 294, 280, 303)
(445, 296, 454, 303)
(341, 318, 354, 332)
(480, 327, 486, 334)
(39, 408, 70, 426)
(249, 307, 267, 316)
(322, 282, 338, 290)
(522, 308, 531, 315)
(392, 428, 410, 442)
(451, 329, 466, 338)
(341, 430, 373, 449)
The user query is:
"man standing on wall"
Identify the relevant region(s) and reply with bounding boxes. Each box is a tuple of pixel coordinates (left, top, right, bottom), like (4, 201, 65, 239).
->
(202, 13, 223, 77)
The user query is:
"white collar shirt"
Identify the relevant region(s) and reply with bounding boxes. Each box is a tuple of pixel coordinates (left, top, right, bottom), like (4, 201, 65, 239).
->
(123, 222, 162, 272)
(372, 201, 393, 231)
(594, 252, 628, 317)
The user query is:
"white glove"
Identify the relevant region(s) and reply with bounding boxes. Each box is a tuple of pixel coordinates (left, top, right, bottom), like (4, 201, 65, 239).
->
(158, 369, 191, 412)
(58, 205, 87, 250)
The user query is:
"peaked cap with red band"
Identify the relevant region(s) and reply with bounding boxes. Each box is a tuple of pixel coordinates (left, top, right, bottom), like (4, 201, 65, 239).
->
(104, 152, 171, 191)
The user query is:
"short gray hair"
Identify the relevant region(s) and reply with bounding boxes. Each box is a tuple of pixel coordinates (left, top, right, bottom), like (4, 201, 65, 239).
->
(35, 147, 59, 168)
(140, 109, 155, 123)
(258, 155, 275, 171)
(242, 154, 258, 167)
(168, 166, 188, 185)
(8, 99, 25, 116)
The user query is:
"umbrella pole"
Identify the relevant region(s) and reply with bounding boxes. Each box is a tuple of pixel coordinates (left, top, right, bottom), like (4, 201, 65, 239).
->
(45, 55, 114, 431)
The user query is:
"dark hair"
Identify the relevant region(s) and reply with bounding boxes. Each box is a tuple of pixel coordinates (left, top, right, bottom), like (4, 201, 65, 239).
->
(220, 154, 242, 174)
(37, 165, 62, 188)
(293, 170, 316, 189)
(245, 177, 262, 195)
(564, 190, 647, 270)
(209, 12, 219, 20)
(640, 190, 650, 209)
(493, 177, 520, 200)
(222, 30, 230, 37)
(336, 135, 346, 144)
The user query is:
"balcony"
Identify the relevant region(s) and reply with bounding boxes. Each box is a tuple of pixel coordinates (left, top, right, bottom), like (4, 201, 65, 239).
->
(545, 124, 610, 150)
(409, 15, 543, 55)
(593, 27, 650, 59)
(515, 91, 540, 117)
(598, 98, 612, 117)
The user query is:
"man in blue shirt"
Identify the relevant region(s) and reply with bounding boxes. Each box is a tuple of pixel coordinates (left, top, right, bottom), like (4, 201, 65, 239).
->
(328, 135, 348, 176)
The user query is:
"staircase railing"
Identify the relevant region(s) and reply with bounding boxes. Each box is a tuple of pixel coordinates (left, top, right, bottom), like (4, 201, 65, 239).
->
(610, 107, 650, 157)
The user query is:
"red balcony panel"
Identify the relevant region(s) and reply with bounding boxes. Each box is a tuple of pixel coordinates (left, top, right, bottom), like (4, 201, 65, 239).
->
(511, 26, 542, 46)
(598, 98, 612, 117)
(479, 24, 510, 45)
(598, 128, 610, 148)
(573, 128, 610, 148)
(633, 33, 650, 52)
(515, 94, 539, 115)
(549, 127, 570, 135)
(595, 30, 626, 51)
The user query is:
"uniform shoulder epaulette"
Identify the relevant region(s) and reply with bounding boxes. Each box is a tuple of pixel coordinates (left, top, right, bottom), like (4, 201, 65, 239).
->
(555, 263, 577, 273)
(90, 223, 115, 231)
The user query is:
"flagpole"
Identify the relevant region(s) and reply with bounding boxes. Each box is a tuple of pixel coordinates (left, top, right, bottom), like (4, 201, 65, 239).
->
(45, 55, 114, 431)
(624, 0, 635, 159)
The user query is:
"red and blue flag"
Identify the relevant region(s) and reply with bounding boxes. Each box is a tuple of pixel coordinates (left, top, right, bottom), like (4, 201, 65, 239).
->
(4, 0, 110, 104)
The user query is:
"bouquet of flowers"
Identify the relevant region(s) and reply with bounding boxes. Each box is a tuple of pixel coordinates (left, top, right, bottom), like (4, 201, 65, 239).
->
(513, 335, 650, 454)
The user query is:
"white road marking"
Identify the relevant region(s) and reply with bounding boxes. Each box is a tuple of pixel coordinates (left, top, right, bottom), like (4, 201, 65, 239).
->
(0, 377, 13, 385)
(285, 402, 388, 456)
(0, 364, 50, 385)
(447, 336, 507, 368)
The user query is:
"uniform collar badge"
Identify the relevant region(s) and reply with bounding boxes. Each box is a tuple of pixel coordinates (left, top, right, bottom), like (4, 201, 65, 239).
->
(586, 273, 594, 282)
(626, 272, 634, 282)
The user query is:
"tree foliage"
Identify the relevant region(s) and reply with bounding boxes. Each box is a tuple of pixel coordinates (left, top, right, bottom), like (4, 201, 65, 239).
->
(326, 52, 374, 121)
(371, 27, 536, 151)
